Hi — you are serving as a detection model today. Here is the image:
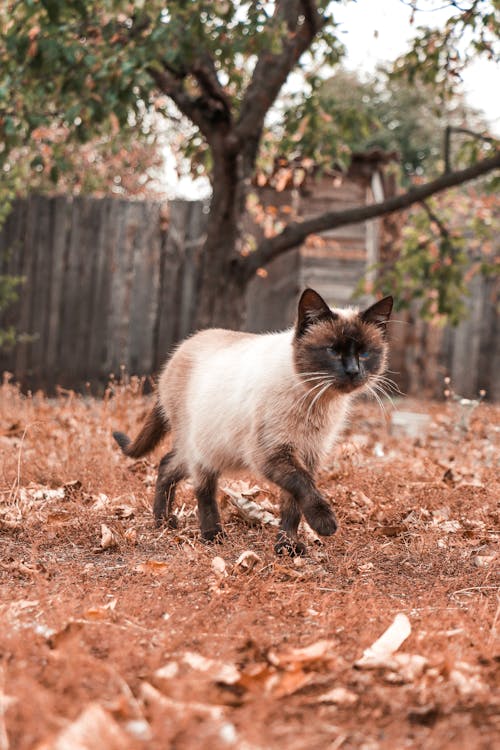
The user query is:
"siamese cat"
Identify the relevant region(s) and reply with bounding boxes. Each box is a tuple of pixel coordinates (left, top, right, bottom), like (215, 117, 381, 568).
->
(113, 288, 393, 556)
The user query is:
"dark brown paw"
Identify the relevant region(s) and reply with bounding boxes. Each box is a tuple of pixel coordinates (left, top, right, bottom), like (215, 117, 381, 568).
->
(304, 502, 338, 536)
(154, 514, 166, 528)
(275, 533, 306, 557)
(154, 512, 178, 529)
(201, 525, 226, 543)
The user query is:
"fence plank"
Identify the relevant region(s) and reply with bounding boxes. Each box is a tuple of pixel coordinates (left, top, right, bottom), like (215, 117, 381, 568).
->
(0, 194, 498, 399)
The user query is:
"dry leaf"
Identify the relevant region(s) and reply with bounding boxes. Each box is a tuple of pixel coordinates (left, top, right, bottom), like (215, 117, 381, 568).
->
(268, 639, 336, 668)
(47, 620, 85, 650)
(115, 505, 135, 519)
(236, 662, 275, 693)
(268, 668, 313, 698)
(315, 687, 358, 705)
(384, 653, 428, 683)
(91, 493, 110, 510)
(85, 598, 116, 620)
(124, 528, 137, 544)
(222, 486, 278, 527)
(154, 662, 179, 680)
(355, 613, 411, 669)
(140, 682, 224, 721)
(450, 662, 487, 696)
(182, 652, 241, 685)
(211, 556, 227, 577)
(98, 524, 118, 550)
(300, 520, 323, 545)
(135, 560, 168, 574)
(63, 479, 83, 500)
(376, 524, 408, 537)
(42, 702, 129, 750)
(234, 550, 261, 573)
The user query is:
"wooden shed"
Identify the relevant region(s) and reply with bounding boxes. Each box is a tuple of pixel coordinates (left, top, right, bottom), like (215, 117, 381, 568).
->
(245, 150, 397, 331)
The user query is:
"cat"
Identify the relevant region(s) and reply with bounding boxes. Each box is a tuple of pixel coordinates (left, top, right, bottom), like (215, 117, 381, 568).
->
(113, 288, 393, 556)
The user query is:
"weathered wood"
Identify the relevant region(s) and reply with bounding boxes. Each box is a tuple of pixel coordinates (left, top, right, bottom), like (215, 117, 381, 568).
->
(0, 194, 498, 399)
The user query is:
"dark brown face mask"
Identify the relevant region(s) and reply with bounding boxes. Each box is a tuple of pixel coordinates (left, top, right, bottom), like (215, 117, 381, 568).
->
(293, 288, 393, 393)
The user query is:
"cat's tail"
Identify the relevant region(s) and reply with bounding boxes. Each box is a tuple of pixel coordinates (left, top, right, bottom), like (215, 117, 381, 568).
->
(113, 402, 169, 458)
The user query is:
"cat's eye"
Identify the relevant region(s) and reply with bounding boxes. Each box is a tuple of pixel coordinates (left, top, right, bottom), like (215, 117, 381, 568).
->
(359, 351, 370, 360)
(329, 347, 342, 358)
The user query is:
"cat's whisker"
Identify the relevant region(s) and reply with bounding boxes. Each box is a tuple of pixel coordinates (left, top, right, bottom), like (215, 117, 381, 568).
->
(305, 381, 333, 421)
(291, 374, 331, 390)
(294, 380, 329, 411)
(365, 383, 388, 417)
(375, 376, 404, 396)
(369, 382, 396, 409)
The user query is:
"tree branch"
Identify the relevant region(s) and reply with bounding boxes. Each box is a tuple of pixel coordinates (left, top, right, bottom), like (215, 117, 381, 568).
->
(191, 53, 232, 126)
(146, 65, 212, 135)
(444, 124, 498, 172)
(241, 150, 500, 280)
(234, 0, 324, 145)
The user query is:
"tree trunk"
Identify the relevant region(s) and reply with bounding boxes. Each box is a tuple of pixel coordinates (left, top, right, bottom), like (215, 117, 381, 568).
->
(192, 143, 250, 330)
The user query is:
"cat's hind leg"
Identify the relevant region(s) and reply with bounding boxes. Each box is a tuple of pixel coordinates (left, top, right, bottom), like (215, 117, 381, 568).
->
(153, 450, 186, 528)
(193, 467, 225, 542)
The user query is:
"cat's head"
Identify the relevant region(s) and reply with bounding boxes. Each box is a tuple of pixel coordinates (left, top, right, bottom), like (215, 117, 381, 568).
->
(293, 288, 393, 395)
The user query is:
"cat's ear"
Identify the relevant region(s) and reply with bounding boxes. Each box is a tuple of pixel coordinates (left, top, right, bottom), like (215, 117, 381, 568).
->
(361, 296, 393, 332)
(296, 288, 335, 337)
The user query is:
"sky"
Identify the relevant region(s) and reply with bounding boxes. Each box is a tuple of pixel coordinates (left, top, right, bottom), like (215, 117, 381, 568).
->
(334, 0, 500, 133)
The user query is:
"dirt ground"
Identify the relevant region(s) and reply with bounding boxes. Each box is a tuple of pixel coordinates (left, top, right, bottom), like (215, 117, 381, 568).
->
(0, 377, 498, 750)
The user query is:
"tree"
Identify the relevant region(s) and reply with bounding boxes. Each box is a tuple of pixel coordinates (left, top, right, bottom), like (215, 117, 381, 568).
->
(1, 0, 499, 329)
(300, 67, 489, 180)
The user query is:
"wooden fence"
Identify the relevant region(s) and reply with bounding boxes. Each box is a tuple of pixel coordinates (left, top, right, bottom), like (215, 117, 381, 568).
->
(0, 195, 207, 390)
(0, 194, 498, 399)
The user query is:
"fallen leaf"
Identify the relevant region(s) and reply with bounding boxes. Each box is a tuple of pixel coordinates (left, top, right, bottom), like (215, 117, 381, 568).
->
(315, 686, 358, 705)
(182, 651, 241, 684)
(98, 524, 118, 550)
(48, 620, 85, 650)
(85, 598, 117, 620)
(355, 613, 411, 669)
(124, 528, 137, 544)
(439, 520, 461, 533)
(41, 702, 129, 750)
(135, 560, 168, 574)
(234, 550, 261, 573)
(300, 520, 323, 545)
(268, 639, 337, 668)
(154, 662, 179, 680)
(91, 493, 110, 510)
(375, 524, 408, 537)
(115, 505, 135, 519)
(383, 653, 428, 683)
(140, 681, 224, 721)
(222, 486, 279, 527)
(450, 662, 487, 696)
(211, 556, 227, 577)
(63, 479, 83, 500)
(267, 667, 313, 697)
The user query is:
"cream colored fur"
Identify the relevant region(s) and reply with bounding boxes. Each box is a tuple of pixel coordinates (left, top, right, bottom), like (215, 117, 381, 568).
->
(157, 325, 353, 482)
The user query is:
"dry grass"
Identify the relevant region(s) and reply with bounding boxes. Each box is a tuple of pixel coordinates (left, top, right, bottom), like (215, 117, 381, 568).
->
(0, 376, 498, 750)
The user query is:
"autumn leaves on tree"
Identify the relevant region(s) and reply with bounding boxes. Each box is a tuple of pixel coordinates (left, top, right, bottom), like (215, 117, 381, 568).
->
(0, 1, 498, 326)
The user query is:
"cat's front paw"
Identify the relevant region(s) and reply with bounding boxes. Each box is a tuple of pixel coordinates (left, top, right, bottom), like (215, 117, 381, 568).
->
(275, 532, 306, 557)
(304, 500, 338, 536)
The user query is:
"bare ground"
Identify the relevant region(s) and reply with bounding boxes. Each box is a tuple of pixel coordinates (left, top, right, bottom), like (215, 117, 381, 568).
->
(0, 378, 498, 750)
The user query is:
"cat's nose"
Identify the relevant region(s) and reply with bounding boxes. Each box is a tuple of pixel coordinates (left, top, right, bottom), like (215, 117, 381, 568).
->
(343, 356, 360, 379)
